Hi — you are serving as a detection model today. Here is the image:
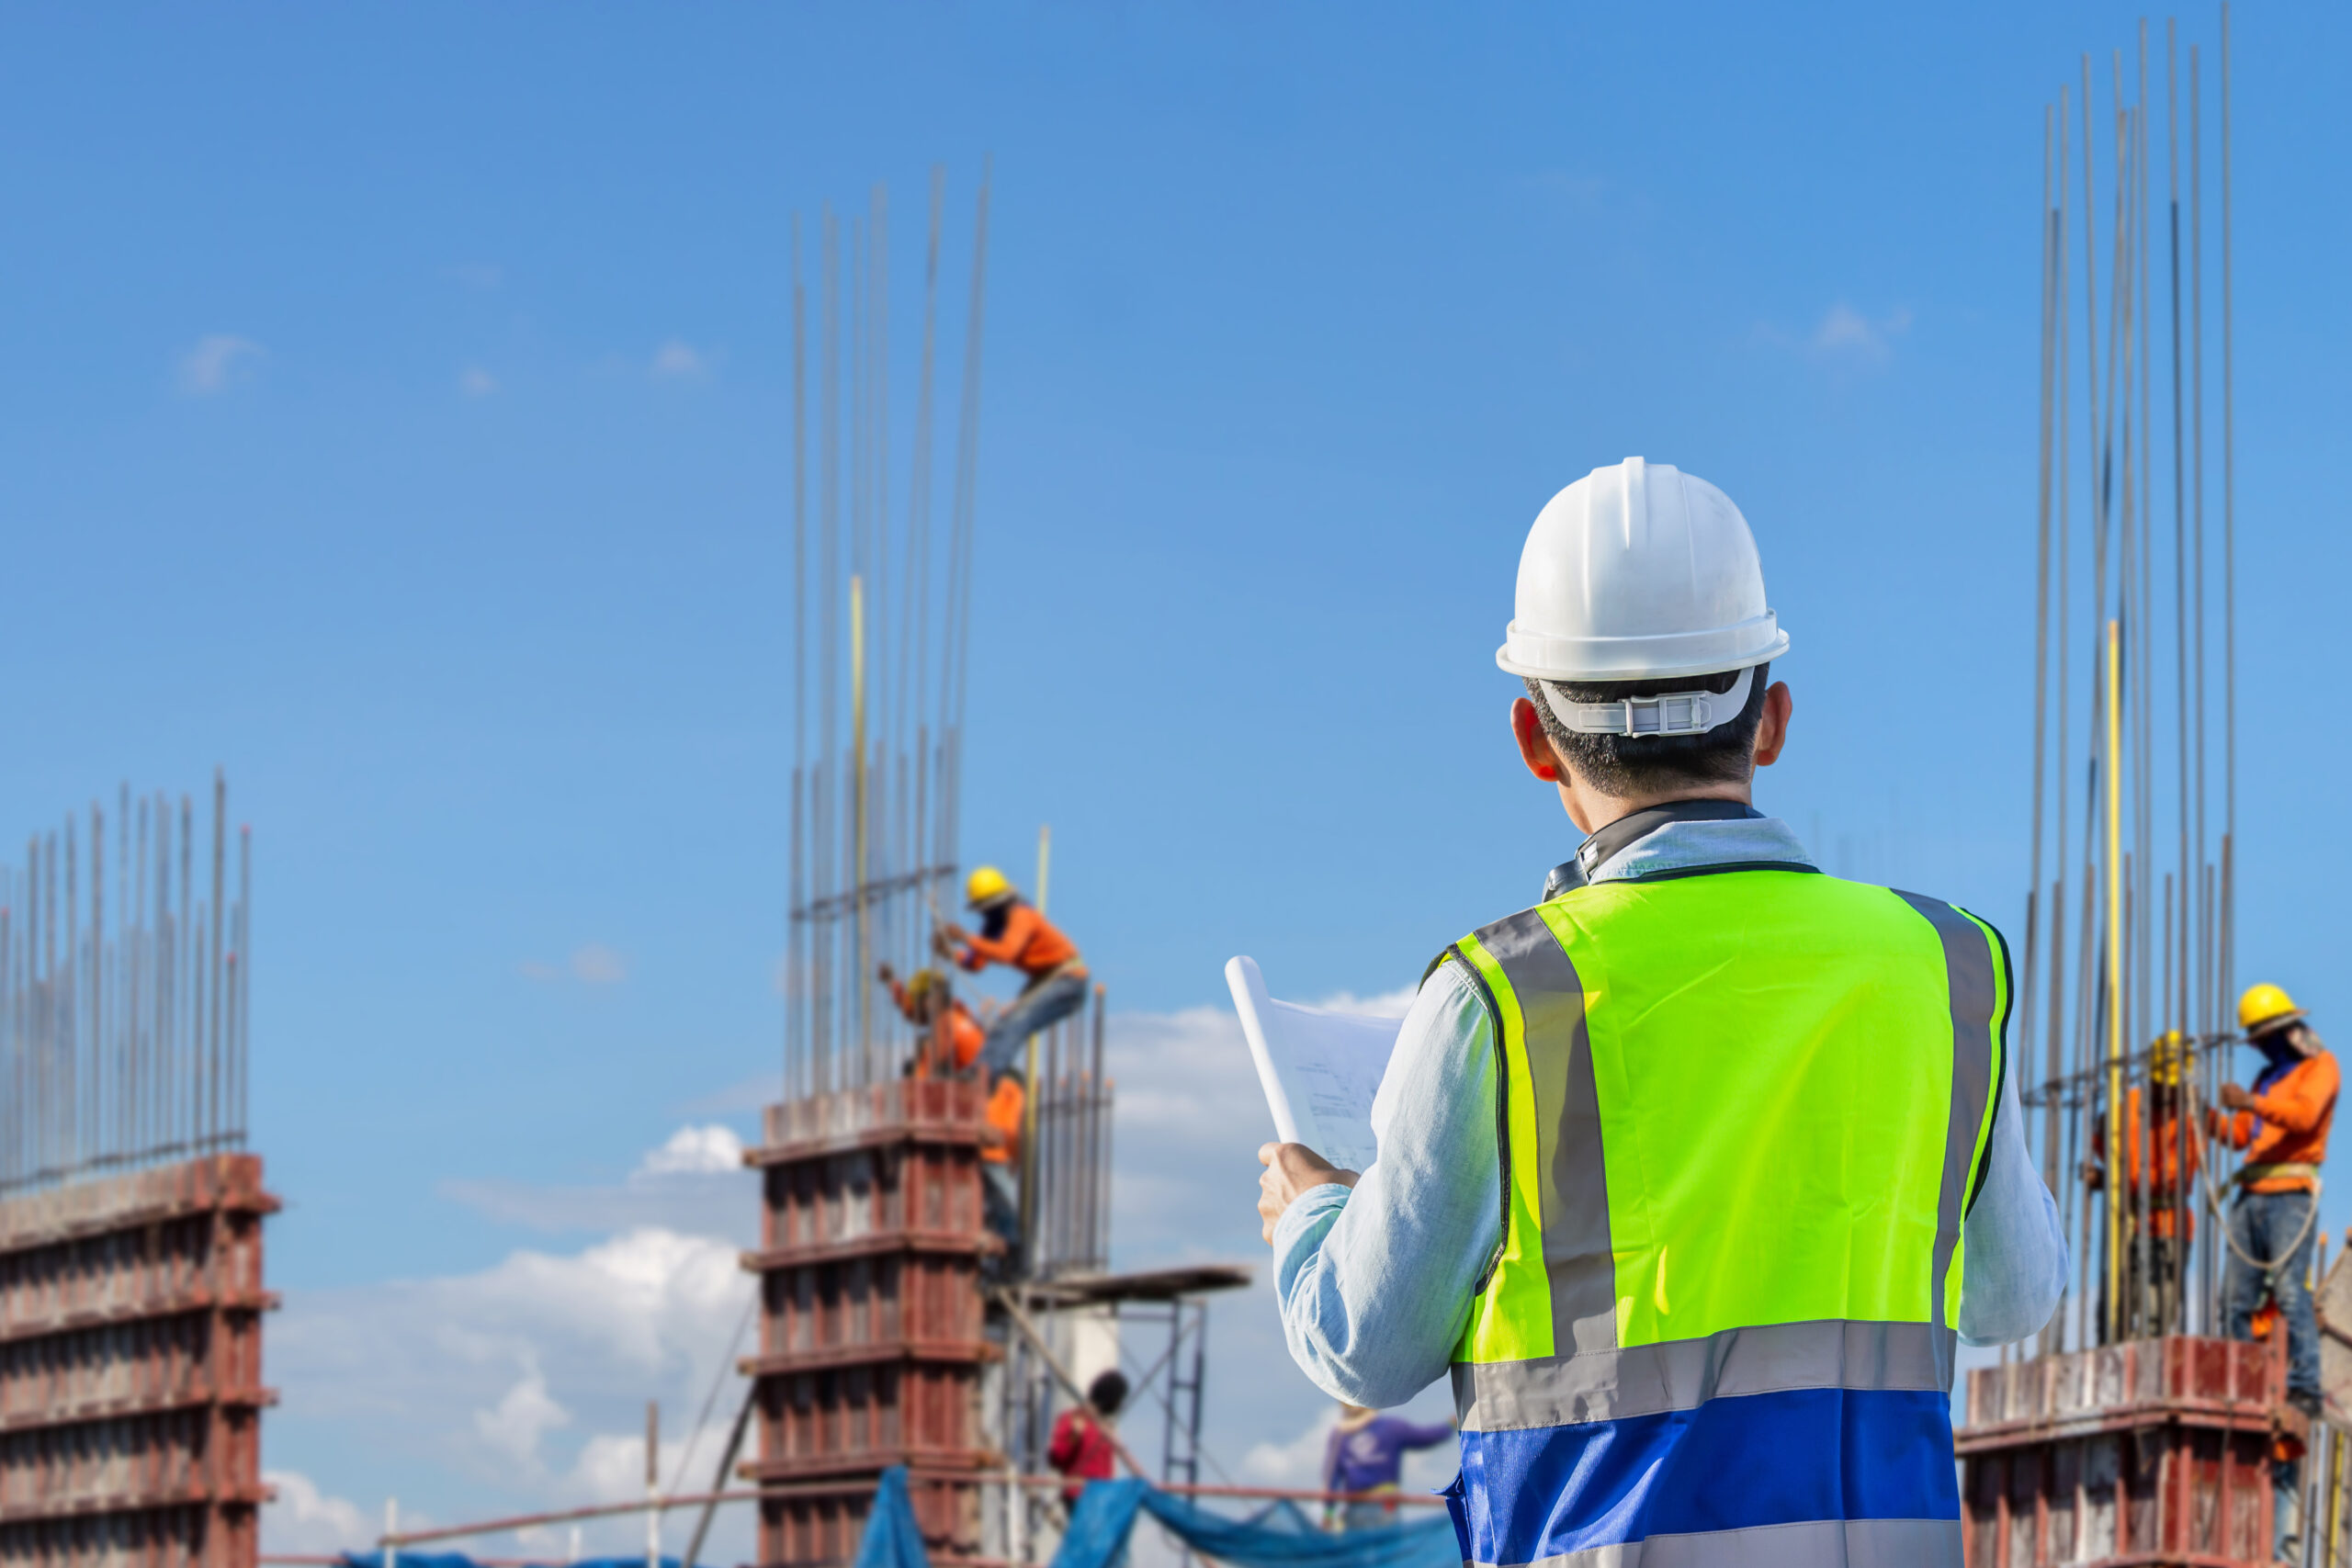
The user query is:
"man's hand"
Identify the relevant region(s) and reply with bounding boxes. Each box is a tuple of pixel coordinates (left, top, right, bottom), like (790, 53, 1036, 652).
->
(2220, 1082, 2256, 1112)
(876, 962, 896, 985)
(1258, 1142, 1359, 1244)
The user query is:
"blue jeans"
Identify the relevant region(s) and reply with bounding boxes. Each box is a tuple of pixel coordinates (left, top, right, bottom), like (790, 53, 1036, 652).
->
(981, 1163, 1023, 1279)
(980, 972, 1090, 1075)
(2221, 1188, 2321, 1398)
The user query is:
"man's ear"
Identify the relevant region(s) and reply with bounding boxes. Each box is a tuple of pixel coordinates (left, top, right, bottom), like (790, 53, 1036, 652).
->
(1752, 681, 1793, 767)
(1511, 696, 1561, 783)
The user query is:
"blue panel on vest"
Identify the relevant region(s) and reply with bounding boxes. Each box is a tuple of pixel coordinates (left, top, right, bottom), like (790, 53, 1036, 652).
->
(1453, 1388, 1958, 1562)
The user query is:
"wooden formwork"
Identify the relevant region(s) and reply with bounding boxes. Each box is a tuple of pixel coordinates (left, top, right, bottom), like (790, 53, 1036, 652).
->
(1958, 1334, 2287, 1566)
(0, 1155, 278, 1568)
(741, 1081, 999, 1567)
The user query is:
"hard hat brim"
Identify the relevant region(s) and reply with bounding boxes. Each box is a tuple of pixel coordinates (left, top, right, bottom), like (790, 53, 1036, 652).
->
(1498, 625, 1789, 687)
(2246, 1010, 2308, 1039)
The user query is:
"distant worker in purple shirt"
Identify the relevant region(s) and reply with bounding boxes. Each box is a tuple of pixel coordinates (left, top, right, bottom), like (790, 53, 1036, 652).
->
(1319, 1404, 1454, 1530)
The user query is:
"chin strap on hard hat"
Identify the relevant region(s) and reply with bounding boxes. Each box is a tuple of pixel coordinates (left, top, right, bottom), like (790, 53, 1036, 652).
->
(1540, 664, 1753, 738)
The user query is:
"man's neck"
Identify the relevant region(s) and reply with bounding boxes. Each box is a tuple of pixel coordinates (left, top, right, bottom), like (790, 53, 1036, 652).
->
(1556, 778, 1751, 836)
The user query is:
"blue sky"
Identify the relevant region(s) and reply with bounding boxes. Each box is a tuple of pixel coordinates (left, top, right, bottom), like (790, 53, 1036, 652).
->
(1, 0, 2345, 1556)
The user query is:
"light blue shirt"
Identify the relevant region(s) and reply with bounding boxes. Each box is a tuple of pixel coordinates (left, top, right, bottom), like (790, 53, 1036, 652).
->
(1271, 815, 2070, 1408)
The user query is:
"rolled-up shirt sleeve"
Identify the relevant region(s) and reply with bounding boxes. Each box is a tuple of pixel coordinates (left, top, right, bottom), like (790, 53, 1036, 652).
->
(1271, 962, 1502, 1408)
(1956, 1048, 2071, 1346)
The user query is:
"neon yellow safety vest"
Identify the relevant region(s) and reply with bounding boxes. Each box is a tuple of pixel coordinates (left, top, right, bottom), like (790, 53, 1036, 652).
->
(1435, 863, 2005, 1568)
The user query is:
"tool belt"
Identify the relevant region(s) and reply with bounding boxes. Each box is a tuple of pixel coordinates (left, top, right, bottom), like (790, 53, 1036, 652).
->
(2235, 1162, 2322, 1186)
(1016, 956, 1089, 996)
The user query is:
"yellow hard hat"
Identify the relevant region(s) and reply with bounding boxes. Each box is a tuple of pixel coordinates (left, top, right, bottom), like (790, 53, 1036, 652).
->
(905, 968, 938, 1004)
(2239, 982, 2305, 1037)
(965, 865, 1014, 908)
(2147, 1030, 2188, 1086)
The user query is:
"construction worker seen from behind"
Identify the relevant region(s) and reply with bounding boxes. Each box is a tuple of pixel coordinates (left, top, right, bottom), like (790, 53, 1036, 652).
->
(1046, 1370, 1127, 1504)
(2212, 982, 2337, 1418)
(940, 866, 1089, 1072)
(1252, 458, 2068, 1568)
(1320, 1404, 1455, 1532)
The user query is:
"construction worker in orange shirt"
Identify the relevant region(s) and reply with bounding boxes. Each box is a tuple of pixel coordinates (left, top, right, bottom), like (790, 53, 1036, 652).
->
(2211, 983, 2338, 1421)
(2082, 1031, 2202, 1331)
(979, 1066, 1026, 1269)
(876, 964, 987, 1078)
(936, 866, 1090, 1073)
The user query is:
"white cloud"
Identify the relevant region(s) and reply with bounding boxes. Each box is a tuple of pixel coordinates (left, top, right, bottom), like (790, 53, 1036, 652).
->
(473, 1358, 571, 1472)
(1809, 301, 1912, 361)
(271, 1224, 757, 1559)
(177, 334, 265, 395)
(1749, 302, 1914, 369)
(459, 366, 498, 398)
(517, 945, 628, 986)
(650, 339, 710, 380)
(571, 944, 628, 985)
(1241, 1408, 1339, 1486)
(275, 1226, 752, 1432)
(263, 1470, 374, 1556)
(636, 1124, 743, 1178)
(1312, 985, 1417, 1020)
(562, 1427, 704, 1501)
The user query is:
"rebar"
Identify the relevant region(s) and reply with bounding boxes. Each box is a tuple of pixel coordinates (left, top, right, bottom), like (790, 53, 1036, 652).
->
(0, 776, 250, 1194)
(784, 169, 995, 1095)
(2020, 16, 2244, 1348)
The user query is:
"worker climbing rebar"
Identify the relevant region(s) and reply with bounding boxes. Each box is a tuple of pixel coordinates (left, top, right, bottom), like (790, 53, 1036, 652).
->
(1253, 457, 2069, 1567)
(876, 963, 987, 1078)
(938, 866, 1090, 1073)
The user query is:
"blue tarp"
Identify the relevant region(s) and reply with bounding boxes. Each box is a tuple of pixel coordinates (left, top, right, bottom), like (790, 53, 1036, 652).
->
(854, 1465, 933, 1568)
(1048, 1479, 1458, 1568)
(831, 1467, 1457, 1568)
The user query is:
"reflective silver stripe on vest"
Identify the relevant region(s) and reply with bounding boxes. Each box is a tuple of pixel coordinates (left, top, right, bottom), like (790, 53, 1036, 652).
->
(1469, 908, 1617, 1357)
(1891, 891, 1998, 1382)
(1451, 1319, 1942, 1433)
(1484, 1517, 1961, 1568)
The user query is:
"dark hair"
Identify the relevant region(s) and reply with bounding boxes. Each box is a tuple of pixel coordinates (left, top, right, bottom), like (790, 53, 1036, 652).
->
(1087, 1370, 1129, 1416)
(1522, 662, 1770, 797)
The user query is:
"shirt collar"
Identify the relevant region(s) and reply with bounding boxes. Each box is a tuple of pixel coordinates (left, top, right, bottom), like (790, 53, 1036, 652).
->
(1542, 800, 1815, 899)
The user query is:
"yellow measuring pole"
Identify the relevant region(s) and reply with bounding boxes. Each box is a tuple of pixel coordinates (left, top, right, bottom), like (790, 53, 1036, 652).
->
(2104, 618, 2125, 1343)
(851, 575, 870, 1060)
(1020, 825, 1052, 1269)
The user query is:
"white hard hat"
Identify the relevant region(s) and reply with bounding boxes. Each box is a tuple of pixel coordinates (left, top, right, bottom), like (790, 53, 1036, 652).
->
(1498, 457, 1789, 691)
